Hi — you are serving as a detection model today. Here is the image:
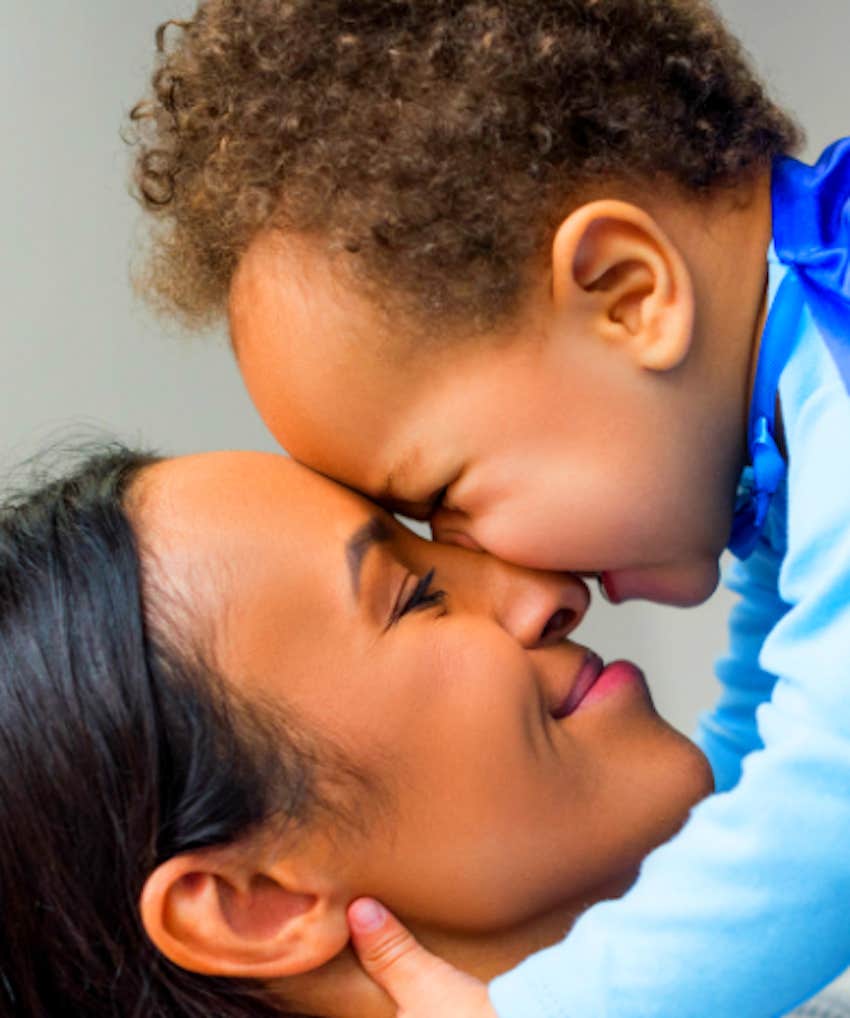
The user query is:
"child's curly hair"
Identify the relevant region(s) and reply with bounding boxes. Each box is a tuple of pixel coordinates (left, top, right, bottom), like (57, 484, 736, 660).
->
(130, 0, 800, 330)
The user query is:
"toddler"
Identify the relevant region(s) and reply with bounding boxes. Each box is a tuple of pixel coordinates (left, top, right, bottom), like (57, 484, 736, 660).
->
(131, 2, 850, 1015)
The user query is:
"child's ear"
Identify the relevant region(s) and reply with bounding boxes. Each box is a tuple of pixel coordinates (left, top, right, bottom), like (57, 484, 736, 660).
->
(550, 200, 695, 372)
(139, 839, 350, 980)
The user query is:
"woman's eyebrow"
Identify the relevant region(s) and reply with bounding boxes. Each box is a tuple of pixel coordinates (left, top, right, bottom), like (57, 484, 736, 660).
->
(345, 515, 391, 596)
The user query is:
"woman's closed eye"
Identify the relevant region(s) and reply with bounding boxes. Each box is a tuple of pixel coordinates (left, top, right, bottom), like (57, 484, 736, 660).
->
(387, 568, 447, 627)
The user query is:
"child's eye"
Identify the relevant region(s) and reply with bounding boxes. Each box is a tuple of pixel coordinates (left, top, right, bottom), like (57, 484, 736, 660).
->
(389, 568, 446, 626)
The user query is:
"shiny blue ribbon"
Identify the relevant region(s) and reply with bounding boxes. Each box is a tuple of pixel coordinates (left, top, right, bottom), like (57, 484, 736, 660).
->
(728, 138, 850, 559)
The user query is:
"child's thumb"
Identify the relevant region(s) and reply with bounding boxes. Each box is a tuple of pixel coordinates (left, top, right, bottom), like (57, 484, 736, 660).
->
(347, 898, 497, 1018)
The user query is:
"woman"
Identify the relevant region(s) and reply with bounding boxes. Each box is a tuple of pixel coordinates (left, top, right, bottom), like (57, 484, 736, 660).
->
(0, 444, 712, 1017)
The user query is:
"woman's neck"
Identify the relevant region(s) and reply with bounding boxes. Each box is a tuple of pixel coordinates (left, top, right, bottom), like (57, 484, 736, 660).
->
(275, 872, 634, 1018)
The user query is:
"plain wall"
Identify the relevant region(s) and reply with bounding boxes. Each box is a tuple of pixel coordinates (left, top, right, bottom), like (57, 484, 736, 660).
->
(1, 1, 848, 733)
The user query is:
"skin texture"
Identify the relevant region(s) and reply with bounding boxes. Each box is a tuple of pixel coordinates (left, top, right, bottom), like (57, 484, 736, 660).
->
(232, 181, 774, 608)
(134, 453, 712, 1018)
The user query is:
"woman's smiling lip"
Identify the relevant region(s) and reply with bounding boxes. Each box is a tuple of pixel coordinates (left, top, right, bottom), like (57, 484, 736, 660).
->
(550, 651, 605, 718)
(551, 655, 648, 719)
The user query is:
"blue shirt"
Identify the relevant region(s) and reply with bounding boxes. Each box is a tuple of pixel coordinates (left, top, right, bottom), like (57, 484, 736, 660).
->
(490, 253, 850, 1012)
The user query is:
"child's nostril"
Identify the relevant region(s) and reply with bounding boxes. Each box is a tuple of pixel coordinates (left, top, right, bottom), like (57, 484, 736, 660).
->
(541, 607, 575, 642)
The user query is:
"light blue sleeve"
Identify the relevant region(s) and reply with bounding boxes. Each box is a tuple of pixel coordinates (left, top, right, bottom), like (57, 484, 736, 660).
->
(695, 511, 789, 793)
(490, 367, 850, 1017)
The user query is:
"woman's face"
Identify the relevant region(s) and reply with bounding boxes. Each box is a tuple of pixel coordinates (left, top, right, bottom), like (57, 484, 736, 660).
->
(138, 452, 712, 933)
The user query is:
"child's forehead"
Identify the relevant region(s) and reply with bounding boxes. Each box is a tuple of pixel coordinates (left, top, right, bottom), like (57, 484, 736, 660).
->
(229, 233, 440, 477)
(230, 228, 515, 404)
(230, 231, 360, 339)
(231, 230, 419, 364)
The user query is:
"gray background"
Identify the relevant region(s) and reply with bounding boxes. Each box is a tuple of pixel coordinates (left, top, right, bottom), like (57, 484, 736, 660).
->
(1, 2, 848, 734)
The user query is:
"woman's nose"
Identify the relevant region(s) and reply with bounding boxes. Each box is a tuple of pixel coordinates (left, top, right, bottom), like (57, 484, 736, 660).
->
(502, 571, 590, 647)
(471, 559, 590, 648)
(424, 512, 590, 645)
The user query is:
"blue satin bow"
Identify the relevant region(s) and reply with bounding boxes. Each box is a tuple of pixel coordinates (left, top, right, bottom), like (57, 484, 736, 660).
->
(728, 138, 850, 560)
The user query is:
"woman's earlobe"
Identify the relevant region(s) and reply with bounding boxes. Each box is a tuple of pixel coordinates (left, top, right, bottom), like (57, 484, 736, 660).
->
(550, 200, 695, 373)
(139, 847, 350, 979)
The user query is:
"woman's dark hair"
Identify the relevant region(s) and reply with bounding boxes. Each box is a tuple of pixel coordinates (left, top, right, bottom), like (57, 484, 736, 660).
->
(0, 445, 320, 1016)
(130, 0, 800, 331)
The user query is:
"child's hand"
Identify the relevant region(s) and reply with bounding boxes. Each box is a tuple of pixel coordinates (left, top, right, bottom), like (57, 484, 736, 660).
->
(348, 898, 499, 1018)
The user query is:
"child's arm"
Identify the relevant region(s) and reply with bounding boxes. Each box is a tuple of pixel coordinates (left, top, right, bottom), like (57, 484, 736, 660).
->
(695, 531, 789, 793)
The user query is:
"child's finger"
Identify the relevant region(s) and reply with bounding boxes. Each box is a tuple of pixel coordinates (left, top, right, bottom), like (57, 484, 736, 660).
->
(347, 898, 497, 1018)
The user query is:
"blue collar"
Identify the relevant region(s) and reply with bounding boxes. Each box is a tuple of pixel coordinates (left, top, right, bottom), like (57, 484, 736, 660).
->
(728, 138, 850, 559)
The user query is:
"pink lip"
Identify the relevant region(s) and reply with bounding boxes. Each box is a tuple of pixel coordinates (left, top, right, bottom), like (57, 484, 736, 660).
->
(551, 651, 605, 719)
(552, 657, 646, 718)
(579, 659, 646, 710)
(598, 566, 720, 608)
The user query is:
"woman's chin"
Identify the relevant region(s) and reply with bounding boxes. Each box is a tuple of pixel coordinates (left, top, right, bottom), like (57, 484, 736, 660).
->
(638, 733, 715, 851)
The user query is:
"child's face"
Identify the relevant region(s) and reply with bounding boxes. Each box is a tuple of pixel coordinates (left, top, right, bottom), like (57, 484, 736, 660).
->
(231, 233, 744, 607)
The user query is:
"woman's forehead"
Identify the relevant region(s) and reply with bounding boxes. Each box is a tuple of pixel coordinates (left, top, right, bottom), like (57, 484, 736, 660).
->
(132, 452, 379, 579)
(131, 452, 383, 655)
(139, 450, 361, 514)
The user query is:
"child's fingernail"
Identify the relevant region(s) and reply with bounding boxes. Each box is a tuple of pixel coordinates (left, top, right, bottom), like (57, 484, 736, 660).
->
(350, 898, 387, 933)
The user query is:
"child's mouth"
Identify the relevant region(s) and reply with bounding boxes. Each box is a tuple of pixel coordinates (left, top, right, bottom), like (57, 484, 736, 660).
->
(598, 571, 620, 604)
(598, 563, 720, 607)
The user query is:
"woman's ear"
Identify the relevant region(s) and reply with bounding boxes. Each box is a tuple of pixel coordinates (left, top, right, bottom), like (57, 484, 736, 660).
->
(550, 200, 695, 372)
(139, 839, 350, 980)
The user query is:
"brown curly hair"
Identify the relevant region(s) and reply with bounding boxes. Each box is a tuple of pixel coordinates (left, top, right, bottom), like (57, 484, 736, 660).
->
(130, 0, 800, 331)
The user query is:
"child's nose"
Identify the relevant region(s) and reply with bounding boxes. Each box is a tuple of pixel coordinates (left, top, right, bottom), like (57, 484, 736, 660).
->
(483, 563, 590, 648)
(430, 506, 481, 551)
